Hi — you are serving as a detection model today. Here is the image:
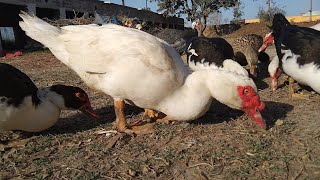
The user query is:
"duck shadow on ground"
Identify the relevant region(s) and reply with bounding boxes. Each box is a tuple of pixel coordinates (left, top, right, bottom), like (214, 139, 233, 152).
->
(28, 99, 294, 136)
(261, 101, 294, 128)
(40, 105, 144, 135)
(190, 100, 294, 129)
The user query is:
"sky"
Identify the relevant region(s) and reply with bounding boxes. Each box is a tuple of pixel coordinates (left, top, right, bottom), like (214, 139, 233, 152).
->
(104, 0, 320, 25)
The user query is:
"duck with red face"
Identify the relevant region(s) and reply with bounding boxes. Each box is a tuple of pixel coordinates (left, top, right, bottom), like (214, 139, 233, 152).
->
(258, 14, 320, 98)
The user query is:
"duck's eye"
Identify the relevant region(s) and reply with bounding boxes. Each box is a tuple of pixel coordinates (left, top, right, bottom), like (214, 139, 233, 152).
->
(75, 92, 86, 101)
(244, 89, 249, 94)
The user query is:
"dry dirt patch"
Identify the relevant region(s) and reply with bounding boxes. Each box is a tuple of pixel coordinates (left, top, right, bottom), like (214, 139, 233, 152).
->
(0, 27, 320, 179)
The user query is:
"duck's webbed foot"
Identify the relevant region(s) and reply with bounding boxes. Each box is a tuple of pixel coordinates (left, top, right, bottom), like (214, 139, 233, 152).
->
(113, 100, 154, 134)
(288, 77, 310, 99)
(156, 115, 174, 124)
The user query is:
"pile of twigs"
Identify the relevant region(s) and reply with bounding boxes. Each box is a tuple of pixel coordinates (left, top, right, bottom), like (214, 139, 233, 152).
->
(43, 17, 95, 27)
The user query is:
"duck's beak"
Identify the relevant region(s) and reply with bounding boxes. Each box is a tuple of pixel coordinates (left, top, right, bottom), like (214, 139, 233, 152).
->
(81, 102, 99, 118)
(249, 65, 257, 77)
(258, 43, 268, 52)
(244, 103, 266, 130)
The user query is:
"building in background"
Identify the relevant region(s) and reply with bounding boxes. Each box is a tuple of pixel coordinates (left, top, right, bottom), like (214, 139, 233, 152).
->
(0, 0, 184, 50)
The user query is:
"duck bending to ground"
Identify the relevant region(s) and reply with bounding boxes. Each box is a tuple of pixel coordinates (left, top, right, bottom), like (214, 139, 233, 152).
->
(19, 12, 267, 133)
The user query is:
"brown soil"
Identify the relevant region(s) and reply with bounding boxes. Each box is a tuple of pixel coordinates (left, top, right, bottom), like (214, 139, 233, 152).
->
(225, 20, 320, 38)
(1, 22, 320, 179)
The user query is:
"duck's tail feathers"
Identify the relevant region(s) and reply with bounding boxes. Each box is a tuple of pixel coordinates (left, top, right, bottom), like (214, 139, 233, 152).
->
(19, 11, 61, 49)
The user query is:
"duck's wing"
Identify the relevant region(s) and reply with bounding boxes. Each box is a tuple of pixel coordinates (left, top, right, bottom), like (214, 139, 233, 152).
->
(278, 26, 320, 67)
(0, 63, 38, 99)
(222, 59, 249, 77)
(60, 24, 188, 75)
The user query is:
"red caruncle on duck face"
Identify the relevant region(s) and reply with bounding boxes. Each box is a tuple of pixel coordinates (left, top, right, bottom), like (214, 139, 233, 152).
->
(237, 86, 266, 129)
(258, 32, 275, 52)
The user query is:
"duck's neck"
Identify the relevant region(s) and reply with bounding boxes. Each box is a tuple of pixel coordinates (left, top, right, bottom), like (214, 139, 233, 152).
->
(156, 70, 239, 121)
(2, 88, 65, 132)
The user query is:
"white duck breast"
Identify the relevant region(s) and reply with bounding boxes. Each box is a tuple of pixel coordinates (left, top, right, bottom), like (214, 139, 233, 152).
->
(281, 49, 320, 93)
(0, 91, 61, 132)
(19, 12, 267, 131)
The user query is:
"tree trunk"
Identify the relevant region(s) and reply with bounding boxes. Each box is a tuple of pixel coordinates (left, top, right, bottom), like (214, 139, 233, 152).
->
(266, 0, 271, 21)
(197, 16, 207, 37)
(122, 0, 125, 6)
(309, 0, 312, 22)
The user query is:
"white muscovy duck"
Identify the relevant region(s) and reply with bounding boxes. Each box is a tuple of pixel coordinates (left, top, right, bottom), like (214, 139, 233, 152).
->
(19, 12, 266, 132)
(0, 63, 97, 132)
(186, 37, 249, 76)
(259, 13, 320, 98)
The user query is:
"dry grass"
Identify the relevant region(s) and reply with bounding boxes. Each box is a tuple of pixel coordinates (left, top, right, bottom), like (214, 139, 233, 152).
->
(1, 21, 320, 179)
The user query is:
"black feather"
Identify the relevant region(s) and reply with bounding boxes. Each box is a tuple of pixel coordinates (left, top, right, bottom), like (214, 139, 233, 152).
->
(0, 63, 40, 107)
(186, 37, 234, 67)
(271, 13, 320, 68)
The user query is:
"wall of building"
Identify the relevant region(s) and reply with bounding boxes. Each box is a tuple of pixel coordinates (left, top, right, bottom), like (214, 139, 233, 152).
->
(0, 0, 184, 50)
(0, 0, 184, 28)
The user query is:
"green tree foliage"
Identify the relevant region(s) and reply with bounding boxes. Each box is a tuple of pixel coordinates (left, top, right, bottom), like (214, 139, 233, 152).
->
(233, 1, 243, 20)
(257, 1, 286, 22)
(150, 0, 240, 36)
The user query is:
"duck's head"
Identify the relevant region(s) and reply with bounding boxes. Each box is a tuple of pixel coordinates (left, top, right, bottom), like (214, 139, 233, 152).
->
(207, 72, 266, 129)
(243, 46, 258, 77)
(258, 32, 274, 52)
(50, 85, 99, 118)
(259, 14, 290, 52)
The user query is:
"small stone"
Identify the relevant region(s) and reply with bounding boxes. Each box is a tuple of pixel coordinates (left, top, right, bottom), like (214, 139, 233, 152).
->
(142, 165, 149, 175)
(275, 119, 284, 126)
(128, 169, 136, 177)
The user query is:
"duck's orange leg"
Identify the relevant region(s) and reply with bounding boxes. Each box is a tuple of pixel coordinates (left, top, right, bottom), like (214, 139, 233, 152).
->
(113, 100, 154, 134)
(113, 99, 133, 133)
(288, 77, 309, 99)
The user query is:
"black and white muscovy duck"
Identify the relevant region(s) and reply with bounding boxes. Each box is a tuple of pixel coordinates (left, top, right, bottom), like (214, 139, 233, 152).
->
(153, 28, 197, 55)
(19, 12, 266, 133)
(186, 37, 249, 76)
(0, 63, 97, 132)
(259, 13, 320, 98)
(259, 21, 320, 53)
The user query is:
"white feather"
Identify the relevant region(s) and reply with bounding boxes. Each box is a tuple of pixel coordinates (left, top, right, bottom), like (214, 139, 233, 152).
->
(281, 50, 320, 94)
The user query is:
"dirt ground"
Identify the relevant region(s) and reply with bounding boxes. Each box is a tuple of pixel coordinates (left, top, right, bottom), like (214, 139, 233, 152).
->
(1, 21, 320, 179)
